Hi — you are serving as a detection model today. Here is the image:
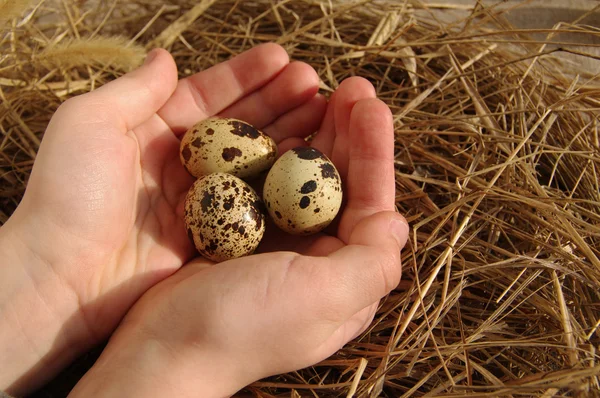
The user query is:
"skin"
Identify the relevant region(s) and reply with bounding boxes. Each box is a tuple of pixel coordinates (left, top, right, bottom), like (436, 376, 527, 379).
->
(0, 44, 408, 397)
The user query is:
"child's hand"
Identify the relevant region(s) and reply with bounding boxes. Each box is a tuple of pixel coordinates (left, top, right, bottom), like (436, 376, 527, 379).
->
(69, 81, 409, 398)
(0, 44, 326, 394)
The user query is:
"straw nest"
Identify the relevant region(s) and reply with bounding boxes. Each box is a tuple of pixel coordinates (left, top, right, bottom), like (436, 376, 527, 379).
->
(2, 0, 599, 396)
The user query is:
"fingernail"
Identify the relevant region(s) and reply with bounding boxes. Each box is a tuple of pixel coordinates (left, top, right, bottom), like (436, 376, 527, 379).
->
(390, 217, 409, 249)
(143, 49, 159, 66)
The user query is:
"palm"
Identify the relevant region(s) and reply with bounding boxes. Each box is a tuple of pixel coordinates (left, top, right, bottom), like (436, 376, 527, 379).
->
(18, 45, 329, 338)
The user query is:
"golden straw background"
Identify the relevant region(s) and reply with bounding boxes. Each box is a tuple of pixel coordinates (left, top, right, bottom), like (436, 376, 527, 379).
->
(1, 0, 600, 396)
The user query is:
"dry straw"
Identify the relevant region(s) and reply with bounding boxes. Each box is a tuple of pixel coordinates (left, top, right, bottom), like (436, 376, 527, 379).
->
(1, 0, 599, 396)
(0, 0, 37, 25)
(37, 36, 146, 71)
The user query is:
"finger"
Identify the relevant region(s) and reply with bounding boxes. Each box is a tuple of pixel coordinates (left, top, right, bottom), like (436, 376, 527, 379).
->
(311, 77, 376, 175)
(309, 90, 337, 157)
(55, 48, 178, 134)
(132, 114, 195, 210)
(158, 43, 289, 134)
(220, 62, 320, 131)
(318, 211, 408, 321)
(348, 302, 379, 340)
(327, 303, 378, 351)
(331, 78, 377, 179)
(264, 93, 327, 143)
(338, 98, 396, 243)
(277, 137, 308, 156)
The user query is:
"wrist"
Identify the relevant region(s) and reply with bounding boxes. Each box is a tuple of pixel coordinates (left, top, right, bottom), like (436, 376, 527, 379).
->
(0, 214, 90, 395)
(69, 322, 243, 398)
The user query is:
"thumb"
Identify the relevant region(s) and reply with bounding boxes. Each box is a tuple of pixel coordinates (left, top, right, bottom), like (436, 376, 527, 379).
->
(319, 211, 409, 322)
(56, 48, 178, 133)
(347, 210, 409, 252)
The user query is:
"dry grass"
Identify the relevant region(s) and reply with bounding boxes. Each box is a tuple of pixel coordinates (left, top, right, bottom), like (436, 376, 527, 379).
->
(0, 0, 37, 25)
(2, 0, 600, 396)
(37, 36, 146, 71)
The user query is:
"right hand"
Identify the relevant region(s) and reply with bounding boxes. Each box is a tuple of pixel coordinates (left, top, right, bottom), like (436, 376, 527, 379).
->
(69, 78, 409, 398)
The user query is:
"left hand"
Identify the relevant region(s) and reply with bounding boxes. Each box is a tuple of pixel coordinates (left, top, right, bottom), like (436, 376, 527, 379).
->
(0, 44, 325, 394)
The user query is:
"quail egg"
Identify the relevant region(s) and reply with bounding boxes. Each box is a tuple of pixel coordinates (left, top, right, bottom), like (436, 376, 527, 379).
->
(180, 117, 277, 180)
(263, 147, 342, 235)
(184, 172, 265, 262)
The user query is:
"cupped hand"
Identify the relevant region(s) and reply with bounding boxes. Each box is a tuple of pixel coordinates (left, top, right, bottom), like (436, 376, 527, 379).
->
(69, 78, 409, 398)
(3, 44, 326, 389)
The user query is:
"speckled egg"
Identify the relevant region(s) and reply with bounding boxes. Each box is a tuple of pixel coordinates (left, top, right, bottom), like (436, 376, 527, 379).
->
(263, 147, 342, 235)
(180, 117, 277, 180)
(184, 173, 265, 262)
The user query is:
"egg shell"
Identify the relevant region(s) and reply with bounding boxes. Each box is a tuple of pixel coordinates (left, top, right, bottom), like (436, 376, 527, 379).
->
(180, 117, 277, 180)
(184, 173, 265, 262)
(263, 147, 342, 235)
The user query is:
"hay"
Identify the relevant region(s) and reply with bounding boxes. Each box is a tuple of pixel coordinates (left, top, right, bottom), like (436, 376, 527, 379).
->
(37, 36, 146, 71)
(2, 0, 600, 396)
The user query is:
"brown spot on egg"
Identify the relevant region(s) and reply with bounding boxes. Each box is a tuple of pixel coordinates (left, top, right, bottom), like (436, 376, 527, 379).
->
(206, 128, 215, 135)
(182, 145, 192, 162)
(248, 201, 264, 231)
(239, 226, 245, 235)
(191, 137, 205, 148)
(320, 163, 337, 179)
(293, 147, 325, 160)
(275, 210, 282, 219)
(222, 147, 243, 162)
(229, 120, 260, 139)
(223, 196, 235, 210)
(207, 240, 219, 253)
(300, 180, 317, 194)
(314, 208, 321, 213)
(299, 196, 311, 209)
(187, 227, 194, 242)
(201, 191, 215, 212)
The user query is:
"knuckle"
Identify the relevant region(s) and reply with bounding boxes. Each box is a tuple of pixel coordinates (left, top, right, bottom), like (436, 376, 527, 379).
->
(256, 253, 300, 311)
(55, 94, 98, 121)
(378, 246, 402, 293)
(55, 96, 82, 116)
(307, 258, 349, 324)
